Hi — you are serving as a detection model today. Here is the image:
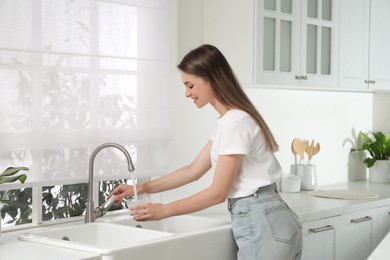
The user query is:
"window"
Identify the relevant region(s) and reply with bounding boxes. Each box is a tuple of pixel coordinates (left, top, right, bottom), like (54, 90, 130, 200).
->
(0, 0, 172, 228)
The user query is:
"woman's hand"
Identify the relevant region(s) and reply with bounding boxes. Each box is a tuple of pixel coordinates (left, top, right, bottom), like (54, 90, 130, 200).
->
(109, 184, 134, 205)
(130, 203, 168, 221)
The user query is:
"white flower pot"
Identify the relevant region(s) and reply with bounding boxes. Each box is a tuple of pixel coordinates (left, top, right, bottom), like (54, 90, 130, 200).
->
(369, 160, 390, 183)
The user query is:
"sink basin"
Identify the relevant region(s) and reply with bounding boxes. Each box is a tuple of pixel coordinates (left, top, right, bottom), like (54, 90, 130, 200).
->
(103, 214, 230, 233)
(18, 222, 173, 255)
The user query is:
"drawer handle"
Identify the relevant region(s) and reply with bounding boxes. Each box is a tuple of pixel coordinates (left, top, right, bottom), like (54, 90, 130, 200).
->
(351, 216, 372, 224)
(309, 225, 334, 233)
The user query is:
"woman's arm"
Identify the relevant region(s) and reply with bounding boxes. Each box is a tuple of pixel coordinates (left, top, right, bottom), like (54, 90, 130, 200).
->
(139, 140, 213, 194)
(132, 153, 242, 221)
(110, 140, 213, 203)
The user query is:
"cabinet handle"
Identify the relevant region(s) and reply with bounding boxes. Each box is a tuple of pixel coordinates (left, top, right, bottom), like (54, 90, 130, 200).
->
(308, 225, 334, 233)
(301, 75, 308, 80)
(350, 216, 372, 224)
(365, 80, 376, 84)
(295, 75, 302, 80)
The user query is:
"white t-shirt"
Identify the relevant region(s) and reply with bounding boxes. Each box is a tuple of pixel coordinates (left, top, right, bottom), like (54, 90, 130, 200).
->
(210, 109, 282, 198)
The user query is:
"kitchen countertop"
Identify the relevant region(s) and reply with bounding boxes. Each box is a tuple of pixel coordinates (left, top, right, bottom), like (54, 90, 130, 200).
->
(280, 180, 390, 222)
(369, 229, 390, 259)
(1, 180, 390, 259)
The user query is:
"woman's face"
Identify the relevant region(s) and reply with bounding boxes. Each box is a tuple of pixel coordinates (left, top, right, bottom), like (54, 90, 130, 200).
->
(181, 71, 215, 109)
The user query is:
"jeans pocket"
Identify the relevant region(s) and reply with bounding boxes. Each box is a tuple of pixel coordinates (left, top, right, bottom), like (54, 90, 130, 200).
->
(229, 199, 249, 217)
(264, 204, 300, 244)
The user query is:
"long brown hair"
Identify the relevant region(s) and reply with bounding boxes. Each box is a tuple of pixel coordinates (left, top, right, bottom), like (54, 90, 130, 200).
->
(178, 44, 279, 152)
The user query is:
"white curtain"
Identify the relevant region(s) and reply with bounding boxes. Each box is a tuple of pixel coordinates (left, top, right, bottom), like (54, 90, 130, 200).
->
(0, 0, 172, 186)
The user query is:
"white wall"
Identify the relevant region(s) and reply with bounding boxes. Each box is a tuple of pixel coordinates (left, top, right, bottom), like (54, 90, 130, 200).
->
(163, 0, 389, 205)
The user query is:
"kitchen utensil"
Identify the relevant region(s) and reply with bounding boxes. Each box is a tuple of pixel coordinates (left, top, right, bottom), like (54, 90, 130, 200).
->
(292, 138, 306, 164)
(291, 139, 298, 165)
(306, 140, 314, 161)
(307, 140, 320, 163)
(312, 142, 320, 157)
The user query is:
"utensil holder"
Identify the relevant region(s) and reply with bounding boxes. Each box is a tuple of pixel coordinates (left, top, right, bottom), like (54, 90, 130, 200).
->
(295, 164, 317, 191)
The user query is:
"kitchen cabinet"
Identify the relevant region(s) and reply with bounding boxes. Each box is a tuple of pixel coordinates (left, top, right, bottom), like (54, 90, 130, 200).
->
(301, 209, 377, 260)
(254, 0, 339, 87)
(377, 205, 390, 244)
(301, 217, 338, 260)
(204, 0, 390, 92)
(339, 0, 390, 90)
(337, 208, 377, 260)
(369, 0, 390, 91)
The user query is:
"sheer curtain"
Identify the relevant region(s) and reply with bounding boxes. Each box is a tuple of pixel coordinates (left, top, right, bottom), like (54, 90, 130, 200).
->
(0, 0, 172, 186)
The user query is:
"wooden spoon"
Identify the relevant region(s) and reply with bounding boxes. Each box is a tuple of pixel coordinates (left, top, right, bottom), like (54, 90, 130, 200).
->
(292, 138, 306, 164)
(291, 139, 298, 164)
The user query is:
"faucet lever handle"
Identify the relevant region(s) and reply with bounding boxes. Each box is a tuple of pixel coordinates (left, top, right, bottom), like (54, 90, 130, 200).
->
(94, 195, 116, 219)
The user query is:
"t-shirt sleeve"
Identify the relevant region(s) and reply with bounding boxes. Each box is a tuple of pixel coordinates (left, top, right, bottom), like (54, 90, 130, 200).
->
(216, 118, 254, 155)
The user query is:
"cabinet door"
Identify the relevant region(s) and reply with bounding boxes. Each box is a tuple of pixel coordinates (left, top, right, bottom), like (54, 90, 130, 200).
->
(203, 0, 254, 84)
(255, 0, 301, 85)
(337, 208, 377, 260)
(369, 0, 390, 91)
(255, 0, 339, 87)
(377, 205, 390, 244)
(300, 0, 339, 88)
(301, 217, 338, 260)
(338, 0, 370, 89)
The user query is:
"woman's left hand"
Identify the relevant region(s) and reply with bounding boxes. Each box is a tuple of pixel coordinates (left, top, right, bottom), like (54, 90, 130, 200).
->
(130, 203, 168, 221)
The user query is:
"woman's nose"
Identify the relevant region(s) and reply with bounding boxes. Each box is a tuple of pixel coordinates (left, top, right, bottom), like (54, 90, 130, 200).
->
(185, 89, 191, 98)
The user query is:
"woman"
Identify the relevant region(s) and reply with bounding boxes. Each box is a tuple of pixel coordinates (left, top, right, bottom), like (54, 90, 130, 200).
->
(110, 44, 302, 260)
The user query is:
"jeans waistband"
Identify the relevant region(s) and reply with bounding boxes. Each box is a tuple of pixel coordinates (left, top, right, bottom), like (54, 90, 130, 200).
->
(253, 183, 277, 195)
(228, 183, 277, 210)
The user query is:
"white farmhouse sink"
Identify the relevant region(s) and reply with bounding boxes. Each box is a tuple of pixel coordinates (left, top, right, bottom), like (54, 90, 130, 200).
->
(103, 214, 230, 233)
(18, 222, 173, 255)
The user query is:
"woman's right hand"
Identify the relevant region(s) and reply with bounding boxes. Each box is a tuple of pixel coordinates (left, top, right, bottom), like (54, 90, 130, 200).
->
(109, 184, 134, 205)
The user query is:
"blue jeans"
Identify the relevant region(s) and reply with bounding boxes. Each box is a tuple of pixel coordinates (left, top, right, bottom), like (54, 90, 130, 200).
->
(228, 184, 302, 260)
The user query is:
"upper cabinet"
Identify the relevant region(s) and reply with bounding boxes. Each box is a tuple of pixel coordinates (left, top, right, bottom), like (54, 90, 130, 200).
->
(368, 0, 390, 91)
(203, 0, 390, 92)
(339, 0, 390, 91)
(255, 0, 339, 88)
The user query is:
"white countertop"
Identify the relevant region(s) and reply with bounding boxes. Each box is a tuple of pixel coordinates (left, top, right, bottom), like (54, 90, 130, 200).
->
(1, 180, 390, 259)
(369, 230, 390, 260)
(280, 180, 390, 222)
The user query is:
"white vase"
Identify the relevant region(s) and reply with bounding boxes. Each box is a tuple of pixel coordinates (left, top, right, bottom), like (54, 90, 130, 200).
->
(369, 160, 390, 183)
(295, 164, 318, 191)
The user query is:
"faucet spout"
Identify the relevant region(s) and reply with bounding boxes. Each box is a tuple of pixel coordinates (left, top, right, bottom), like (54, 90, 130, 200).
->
(85, 143, 135, 223)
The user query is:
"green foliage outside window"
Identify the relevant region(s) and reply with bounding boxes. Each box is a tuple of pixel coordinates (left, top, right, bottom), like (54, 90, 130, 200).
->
(1, 179, 128, 227)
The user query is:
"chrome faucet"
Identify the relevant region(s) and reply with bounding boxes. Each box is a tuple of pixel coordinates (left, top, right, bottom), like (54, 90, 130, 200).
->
(85, 143, 135, 223)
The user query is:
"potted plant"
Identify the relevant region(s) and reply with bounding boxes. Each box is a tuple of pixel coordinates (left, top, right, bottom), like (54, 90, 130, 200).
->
(0, 167, 29, 235)
(351, 131, 390, 183)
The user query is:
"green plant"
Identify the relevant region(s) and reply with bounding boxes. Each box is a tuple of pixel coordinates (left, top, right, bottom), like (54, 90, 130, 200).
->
(351, 131, 390, 168)
(0, 167, 29, 204)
